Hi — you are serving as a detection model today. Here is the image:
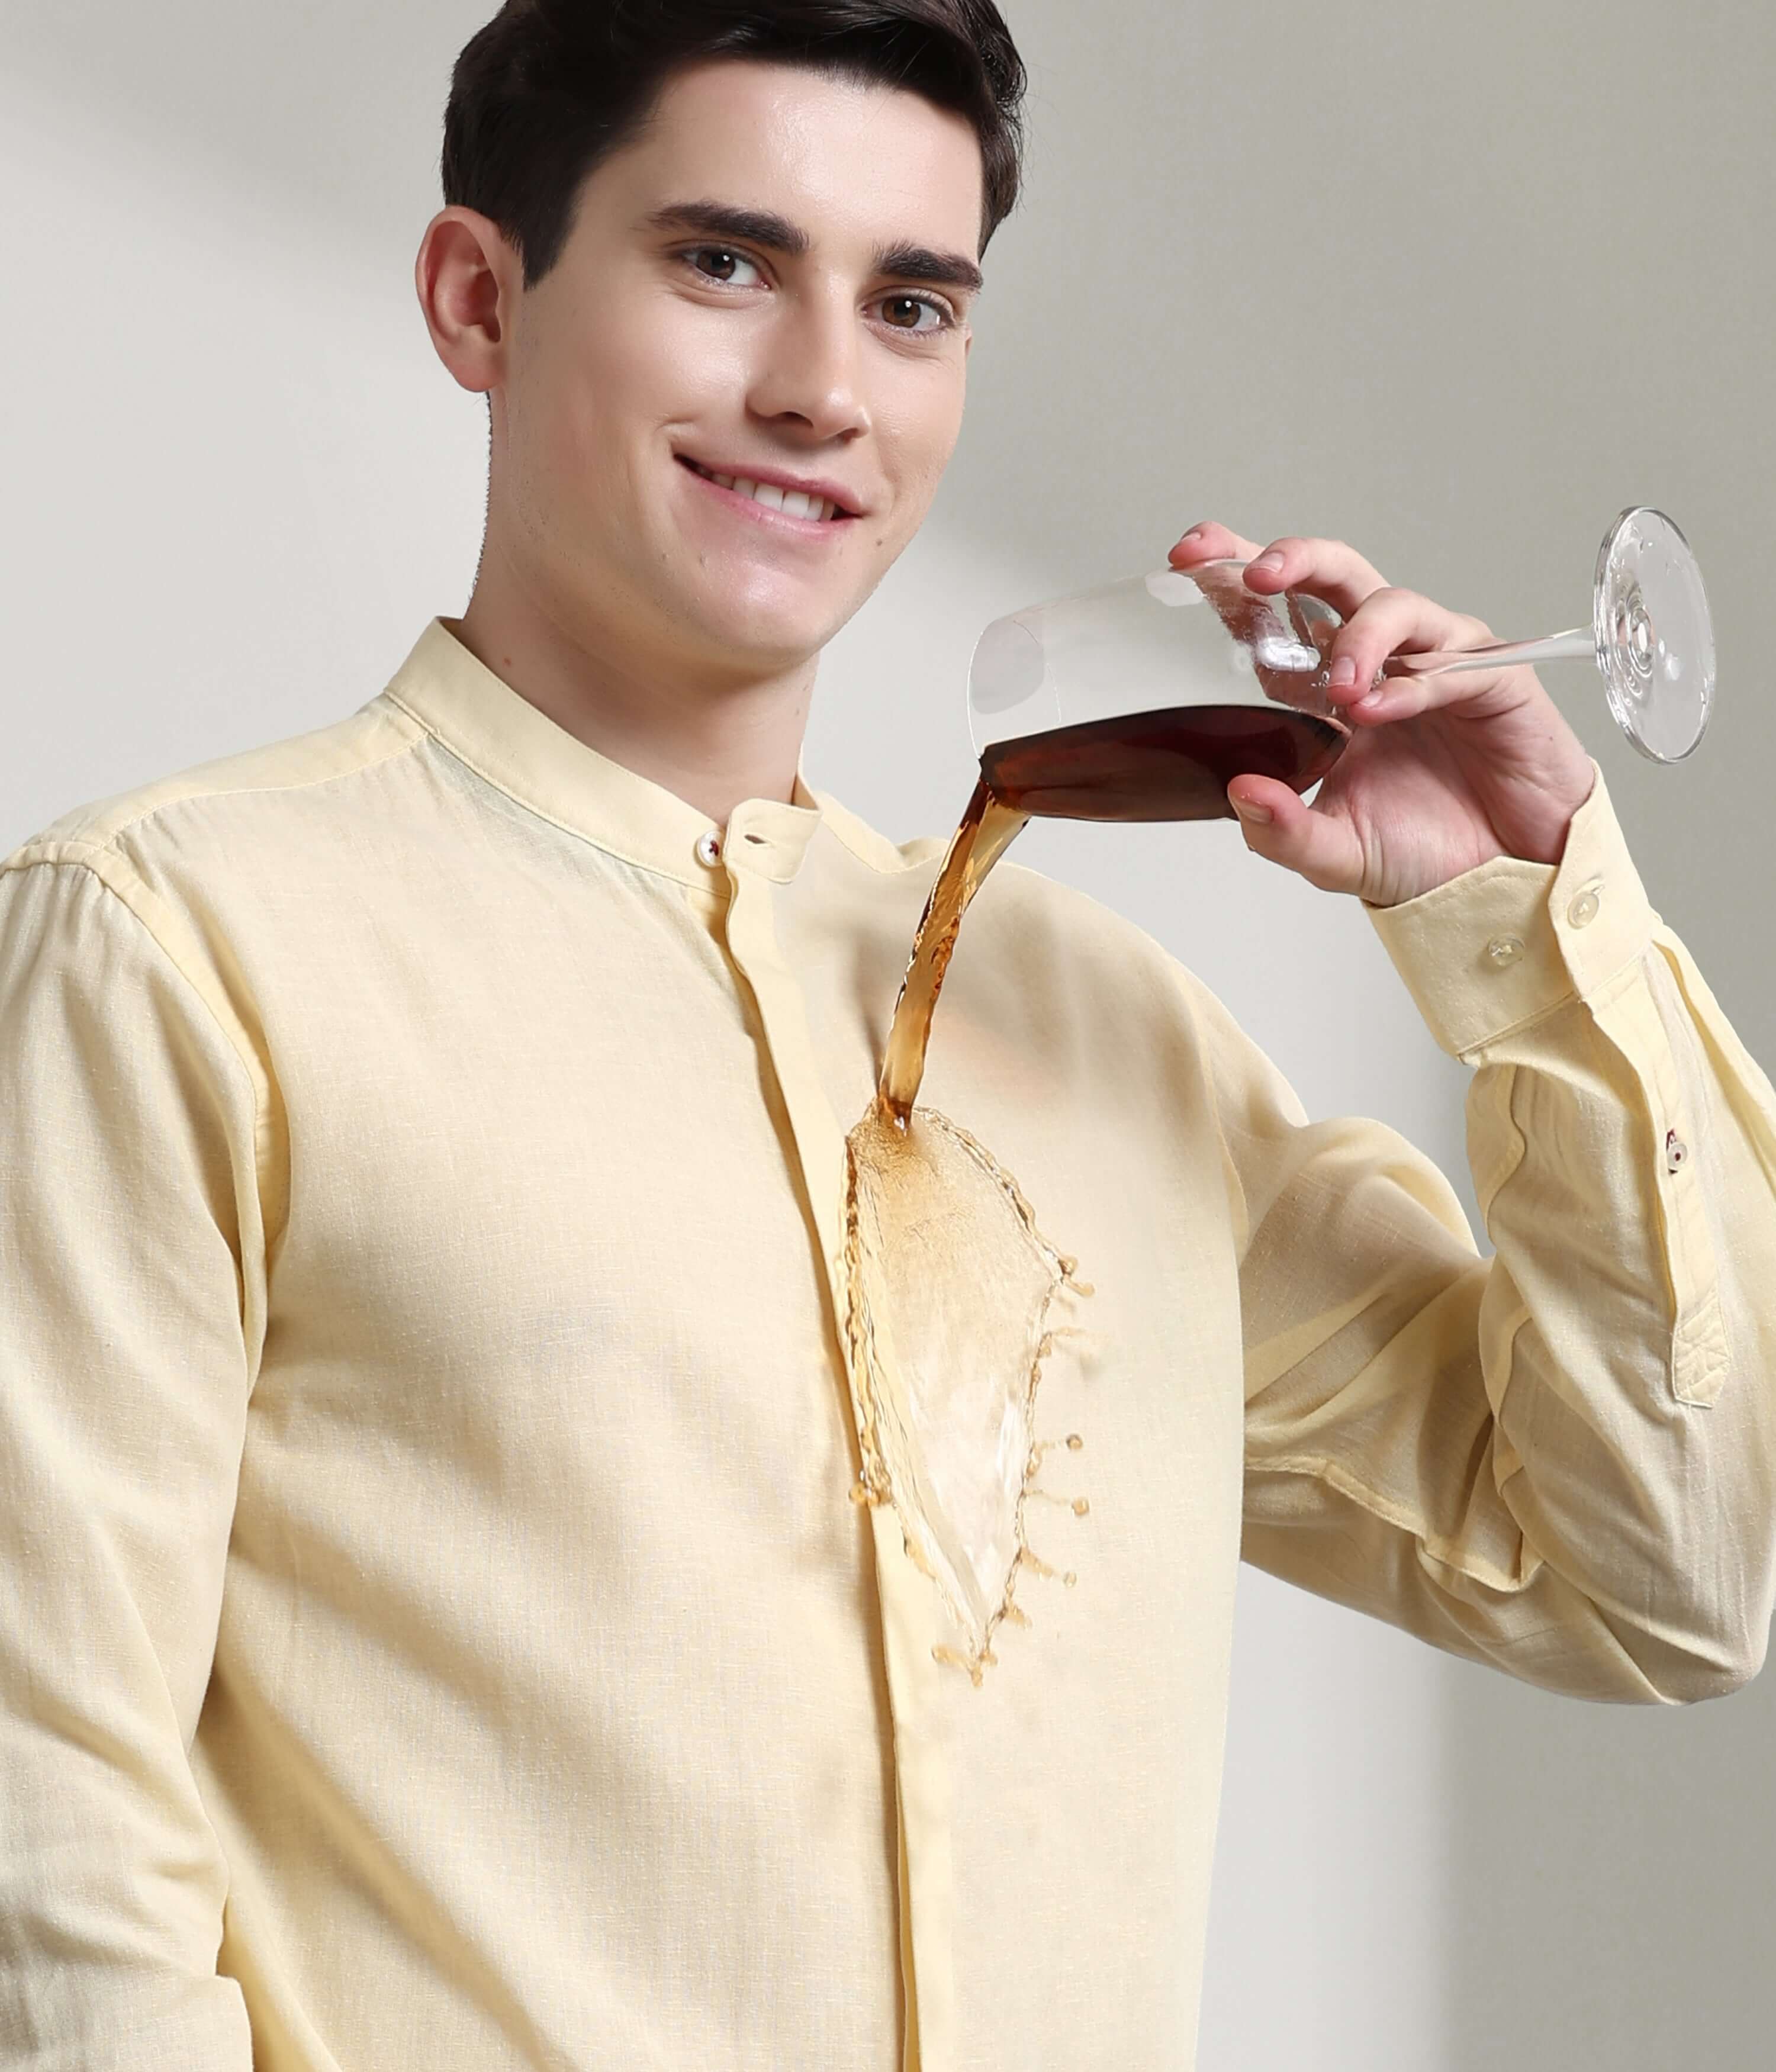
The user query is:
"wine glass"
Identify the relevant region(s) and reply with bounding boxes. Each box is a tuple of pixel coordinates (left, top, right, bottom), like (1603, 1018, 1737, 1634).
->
(967, 507, 1714, 822)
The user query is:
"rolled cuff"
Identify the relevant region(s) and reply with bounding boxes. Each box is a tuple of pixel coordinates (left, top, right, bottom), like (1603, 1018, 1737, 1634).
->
(1365, 762, 1659, 1060)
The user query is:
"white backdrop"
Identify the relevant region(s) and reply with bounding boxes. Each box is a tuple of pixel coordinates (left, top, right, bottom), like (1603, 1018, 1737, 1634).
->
(3, 4, 1773, 2066)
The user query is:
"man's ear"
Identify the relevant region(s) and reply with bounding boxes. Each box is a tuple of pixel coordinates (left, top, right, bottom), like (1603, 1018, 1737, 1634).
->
(415, 207, 522, 397)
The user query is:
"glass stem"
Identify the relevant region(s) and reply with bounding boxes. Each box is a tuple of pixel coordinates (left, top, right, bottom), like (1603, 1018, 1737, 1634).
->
(1382, 626, 1594, 677)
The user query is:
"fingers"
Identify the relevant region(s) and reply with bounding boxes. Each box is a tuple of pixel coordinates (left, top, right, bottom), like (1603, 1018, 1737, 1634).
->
(1170, 527, 1389, 626)
(1170, 524, 1509, 730)
(1225, 776, 1367, 895)
(1238, 535, 1389, 617)
(1169, 520, 1266, 568)
(1319, 588, 1498, 725)
(1330, 660, 1530, 728)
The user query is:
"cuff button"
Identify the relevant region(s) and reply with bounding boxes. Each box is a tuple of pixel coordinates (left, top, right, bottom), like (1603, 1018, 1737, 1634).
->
(1486, 934, 1525, 970)
(1567, 886, 1602, 928)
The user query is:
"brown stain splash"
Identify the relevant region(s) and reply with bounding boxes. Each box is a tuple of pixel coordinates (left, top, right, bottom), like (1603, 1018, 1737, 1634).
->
(838, 586, 1352, 1680)
(841, 781, 1092, 1686)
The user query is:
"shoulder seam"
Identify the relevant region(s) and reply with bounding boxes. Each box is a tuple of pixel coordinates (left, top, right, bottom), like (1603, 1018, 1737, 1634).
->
(5, 851, 283, 1383)
(0, 850, 268, 1118)
(3, 848, 284, 1348)
(38, 703, 427, 860)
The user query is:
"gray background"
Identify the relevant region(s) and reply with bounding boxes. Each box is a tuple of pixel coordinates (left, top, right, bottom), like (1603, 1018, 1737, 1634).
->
(3, 2, 1772, 2064)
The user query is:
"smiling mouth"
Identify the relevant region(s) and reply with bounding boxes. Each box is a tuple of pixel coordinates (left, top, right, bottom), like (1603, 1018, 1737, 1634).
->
(678, 455, 856, 524)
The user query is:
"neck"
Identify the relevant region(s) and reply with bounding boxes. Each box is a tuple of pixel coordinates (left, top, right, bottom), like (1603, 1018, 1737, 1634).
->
(454, 539, 816, 828)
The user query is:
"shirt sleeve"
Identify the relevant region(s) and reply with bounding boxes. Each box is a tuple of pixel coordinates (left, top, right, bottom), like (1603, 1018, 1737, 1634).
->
(1216, 766, 1776, 1703)
(0, 851, 263, 2067)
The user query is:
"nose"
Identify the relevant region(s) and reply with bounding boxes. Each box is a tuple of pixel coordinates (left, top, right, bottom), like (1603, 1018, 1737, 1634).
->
(746, 283, 871, 445)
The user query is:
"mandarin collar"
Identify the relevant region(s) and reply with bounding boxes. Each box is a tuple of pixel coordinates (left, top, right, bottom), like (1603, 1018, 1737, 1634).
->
(375, 619, 825, 888)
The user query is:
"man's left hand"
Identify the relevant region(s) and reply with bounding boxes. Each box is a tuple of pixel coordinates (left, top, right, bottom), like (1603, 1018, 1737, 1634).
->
(1169, 522, 1598, 908)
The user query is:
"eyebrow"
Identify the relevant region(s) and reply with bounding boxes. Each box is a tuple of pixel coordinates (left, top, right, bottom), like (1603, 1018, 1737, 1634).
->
(640, 200, 984, 297)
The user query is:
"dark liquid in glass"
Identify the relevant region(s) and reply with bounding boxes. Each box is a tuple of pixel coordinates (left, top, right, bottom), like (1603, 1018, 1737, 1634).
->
(979, 702, 1349, 823)
(873, 701, 1348, 1124)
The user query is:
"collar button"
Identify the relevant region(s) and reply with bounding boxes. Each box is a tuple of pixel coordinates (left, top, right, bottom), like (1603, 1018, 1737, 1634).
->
(694, 831, 722, 868)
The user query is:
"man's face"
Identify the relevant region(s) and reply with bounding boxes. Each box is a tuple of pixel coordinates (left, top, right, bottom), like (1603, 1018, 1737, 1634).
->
(493, 57, 986, 679)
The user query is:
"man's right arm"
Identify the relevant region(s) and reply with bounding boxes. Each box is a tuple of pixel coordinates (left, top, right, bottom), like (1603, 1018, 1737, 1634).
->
(1, 851, 263, 2070)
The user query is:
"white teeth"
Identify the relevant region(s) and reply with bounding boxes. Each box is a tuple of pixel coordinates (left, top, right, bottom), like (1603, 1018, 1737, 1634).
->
(695, 462, 839, 520)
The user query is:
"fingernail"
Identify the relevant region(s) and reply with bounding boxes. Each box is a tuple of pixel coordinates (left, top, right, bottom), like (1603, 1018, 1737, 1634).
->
(1329, 655, 1357, 688)
(1251, 551, 1286, 572)
(1230, 796, 1273, 825)
(1353, 688, 1384, 712)
(1180, 525, 1206, 541)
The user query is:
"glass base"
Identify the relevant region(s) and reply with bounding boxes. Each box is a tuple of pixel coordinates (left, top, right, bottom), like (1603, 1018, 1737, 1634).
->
(1595, 507, 1714, 763)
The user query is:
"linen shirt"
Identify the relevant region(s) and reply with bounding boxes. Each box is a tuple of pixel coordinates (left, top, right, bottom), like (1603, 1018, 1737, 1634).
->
(4, 619, 1775, 2072)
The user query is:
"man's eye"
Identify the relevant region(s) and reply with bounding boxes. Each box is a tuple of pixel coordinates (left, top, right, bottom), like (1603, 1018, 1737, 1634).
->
(687, 247, 762, 287)
(879, 294, 950, 335)
(681, 253, 950, 334)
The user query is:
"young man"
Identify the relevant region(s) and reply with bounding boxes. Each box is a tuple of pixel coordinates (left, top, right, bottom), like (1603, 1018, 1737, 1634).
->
(2, 4, 1773, 2069)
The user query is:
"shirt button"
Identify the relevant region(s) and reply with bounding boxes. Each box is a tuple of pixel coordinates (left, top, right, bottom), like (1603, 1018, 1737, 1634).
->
(694, 831, 722, 868)
(1567, 886, 1602, 929)
(1666, 1129, 1690, 1173)
(1486, 935, 1524, 969)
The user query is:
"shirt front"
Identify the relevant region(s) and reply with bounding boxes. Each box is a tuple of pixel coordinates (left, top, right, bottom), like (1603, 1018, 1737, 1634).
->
(3, 620, 1775, 2072)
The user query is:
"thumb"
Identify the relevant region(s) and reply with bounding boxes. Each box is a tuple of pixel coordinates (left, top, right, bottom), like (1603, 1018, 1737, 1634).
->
(1226, 775, 1365, 895)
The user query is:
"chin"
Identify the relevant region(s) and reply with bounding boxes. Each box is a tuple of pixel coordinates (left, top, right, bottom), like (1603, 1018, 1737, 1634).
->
(708, 622, 831, 674)
(684, 583, 850, 665)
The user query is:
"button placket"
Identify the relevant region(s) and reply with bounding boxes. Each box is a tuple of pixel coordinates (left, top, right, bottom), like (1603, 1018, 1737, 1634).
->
(719, 866, 956, 2070)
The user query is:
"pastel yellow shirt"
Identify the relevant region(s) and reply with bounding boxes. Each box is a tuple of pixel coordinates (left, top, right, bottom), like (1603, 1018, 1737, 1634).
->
(3, 620, 1774, 2072)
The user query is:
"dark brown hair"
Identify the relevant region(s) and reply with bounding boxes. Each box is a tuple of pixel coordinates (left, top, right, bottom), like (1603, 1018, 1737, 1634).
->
(442, 0, 1027, 285)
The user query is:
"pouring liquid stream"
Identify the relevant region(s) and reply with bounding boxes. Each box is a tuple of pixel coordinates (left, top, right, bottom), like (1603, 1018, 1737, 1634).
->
(841, 699, 1349, 1687)
(874, 700, 1347, 1119)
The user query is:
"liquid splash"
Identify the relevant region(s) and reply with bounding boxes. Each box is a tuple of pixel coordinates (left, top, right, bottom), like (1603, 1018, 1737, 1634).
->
(841, 783, 1092, 1684)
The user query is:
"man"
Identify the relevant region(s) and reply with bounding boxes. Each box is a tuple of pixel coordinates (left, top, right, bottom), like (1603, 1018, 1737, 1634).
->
(2, 3, 1772, 2068)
